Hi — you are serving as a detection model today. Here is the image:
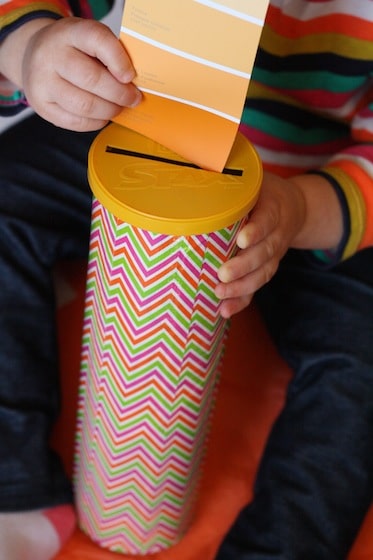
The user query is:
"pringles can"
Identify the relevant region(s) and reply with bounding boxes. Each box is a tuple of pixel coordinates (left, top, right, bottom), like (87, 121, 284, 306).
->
(74, 122, 262, 555)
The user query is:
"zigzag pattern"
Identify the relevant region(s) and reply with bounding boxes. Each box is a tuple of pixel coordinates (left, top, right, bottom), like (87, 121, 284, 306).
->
(74, 198, 243, 554)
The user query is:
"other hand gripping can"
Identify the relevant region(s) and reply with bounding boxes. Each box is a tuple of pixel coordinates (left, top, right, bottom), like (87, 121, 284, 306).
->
(74, 122, 262, 555)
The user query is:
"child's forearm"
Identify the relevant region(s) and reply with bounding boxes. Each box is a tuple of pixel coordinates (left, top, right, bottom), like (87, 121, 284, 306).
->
(289, 173, 344, 251)
(0, 18, 55, 88)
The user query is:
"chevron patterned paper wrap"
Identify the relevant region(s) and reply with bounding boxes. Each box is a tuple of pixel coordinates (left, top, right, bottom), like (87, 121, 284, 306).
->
(74, 198, 244, 555)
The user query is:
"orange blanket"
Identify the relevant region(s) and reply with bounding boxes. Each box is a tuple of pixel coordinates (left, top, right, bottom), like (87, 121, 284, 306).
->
(52, 262, 373, 560)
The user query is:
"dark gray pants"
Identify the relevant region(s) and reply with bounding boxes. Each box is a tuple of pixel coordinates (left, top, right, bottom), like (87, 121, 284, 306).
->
(0, 115, 372, 560)
(217, 249, 373, 559)
(0, 114, 95, 510)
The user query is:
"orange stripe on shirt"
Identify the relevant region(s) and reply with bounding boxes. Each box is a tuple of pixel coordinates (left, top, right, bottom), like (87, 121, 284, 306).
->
(330, 159, 373, 249)
(266, 5, 373, 41)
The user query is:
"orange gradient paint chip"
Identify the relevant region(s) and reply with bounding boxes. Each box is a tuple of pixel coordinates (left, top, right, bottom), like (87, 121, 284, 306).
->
(114, 0, 269, 171)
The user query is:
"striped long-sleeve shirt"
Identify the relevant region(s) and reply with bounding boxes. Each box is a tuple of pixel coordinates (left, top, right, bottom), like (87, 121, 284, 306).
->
(241, 0, 373, 262)
(1, 0, 372, 261)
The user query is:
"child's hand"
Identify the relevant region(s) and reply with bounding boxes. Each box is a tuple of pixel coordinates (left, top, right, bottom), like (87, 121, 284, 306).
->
(215, 172, 306, 318)
(21, 17, 141, 131)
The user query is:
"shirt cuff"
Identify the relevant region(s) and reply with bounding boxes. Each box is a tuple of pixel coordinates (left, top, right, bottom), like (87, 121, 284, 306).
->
(306, 169, 352, 266)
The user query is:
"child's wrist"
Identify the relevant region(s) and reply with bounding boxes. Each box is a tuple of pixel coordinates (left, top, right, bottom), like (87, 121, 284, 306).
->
(0, 18, 55, 89)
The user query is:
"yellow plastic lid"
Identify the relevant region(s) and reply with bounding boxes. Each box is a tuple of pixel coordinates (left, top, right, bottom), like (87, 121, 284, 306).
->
(88, 123, 262, 235)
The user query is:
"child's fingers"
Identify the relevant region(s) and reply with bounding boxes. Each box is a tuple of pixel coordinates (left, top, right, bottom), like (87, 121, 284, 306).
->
(57, 50, 141, 108)
(30, 77, 124, 131)
(38, 101, 110, 131)
(218, 234, 277, 285)
(216, 255, 278, 301)
(67, 19, 136, 84)
(219, 294, 253, 319)
(237, 188, 279, 250)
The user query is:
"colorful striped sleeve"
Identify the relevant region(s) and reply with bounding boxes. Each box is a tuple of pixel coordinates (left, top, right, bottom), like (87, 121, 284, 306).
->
(0, 0, 73, 114)
(313, 100, 373, 262)
(241, 0, 373, 263)
(0, 0, 111, 115)
(0, 0, 73, 41)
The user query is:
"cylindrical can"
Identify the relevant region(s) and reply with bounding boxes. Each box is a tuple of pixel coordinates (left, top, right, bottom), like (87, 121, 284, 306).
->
(74, 123, 262, 555)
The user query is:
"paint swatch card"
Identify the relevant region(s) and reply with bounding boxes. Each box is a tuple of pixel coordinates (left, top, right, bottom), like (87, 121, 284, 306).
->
(113, 0, 269, 171)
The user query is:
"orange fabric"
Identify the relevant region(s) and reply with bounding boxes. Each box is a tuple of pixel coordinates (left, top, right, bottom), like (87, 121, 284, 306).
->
(52, 261, 373, 560)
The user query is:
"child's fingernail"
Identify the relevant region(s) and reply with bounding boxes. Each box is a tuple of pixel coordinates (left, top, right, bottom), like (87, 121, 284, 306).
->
(122, 68, 136, 83)
(129, 89, 142, 107)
